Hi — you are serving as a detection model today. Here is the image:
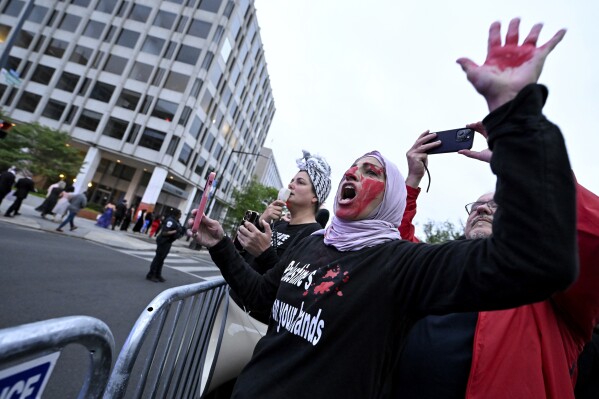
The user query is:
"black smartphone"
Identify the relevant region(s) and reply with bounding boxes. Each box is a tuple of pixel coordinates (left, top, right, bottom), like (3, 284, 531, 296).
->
(427, 128, 474, 154)
(233, 210, 261, 251)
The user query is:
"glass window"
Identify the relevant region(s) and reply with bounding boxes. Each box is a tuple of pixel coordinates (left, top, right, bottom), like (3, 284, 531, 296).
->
(83, 20, 105, 38)
(16, 91, 41, 112)
(28, 5, 48, 23)
(175, 44, 201, 65)
(223, 1, 234, 18)
(139, 128, 166, 151)
(199, 0, 222, 13)
(178, 143, 192, 165)
(56, 71, 79, 92)
(0, 24, 10, 44)
(45, 38, 68, 58)
(64, 105, 79, 124)
(164, 71, 189, 92)
(189, 116, 202, 139)
(128, 4, 151, 22)
(212, 25, 224, 44)
(200, 91, 212, 114)
(214, 143, 222, 159)
(116, 29, 140, 48)
(104, 54, 128, 74)
(178, 106, 192, 126)
(127, 123, 140, 143)
(153, 10, 176, 29)
(3, 1, 24, 17)
(194, 156, 206, 176)
(152, 68, 165, 86)
(151, 99, 178, 121)
(104, 25, 117, 42)
(187, 19, 211, 39)
(116, 88, 140, 110)
(175, 16, 188, 33)
(141, 35, 165, 55)
(90, 81, 115, 102)
(140, 95, 154, 114)
(78, 77, 91, 95)
(203, 132, 215, 151)
(201, 51, 214, 70)
(58, 13, 81, 32)
(103, 117, 128, 139)
(31, 64, 55, 85)
(76, 109, 103, 131)
(116, 1, 129, 17)
(96, 0, 117, 13)
(221, 86, 232, 106)
(166, 0, 184, 4)
(42, 99, 67, 120)
(164, 41, 177, 59)
(166, 136, 180, 156)
(72, 0, 91, 6)
(129, 61, 153, 82)
(69, 45, 93, 66)
(190, 78, 203, 98)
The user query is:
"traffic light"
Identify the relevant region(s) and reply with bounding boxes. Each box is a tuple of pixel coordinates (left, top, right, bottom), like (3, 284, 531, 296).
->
(0, 119, 15, 139)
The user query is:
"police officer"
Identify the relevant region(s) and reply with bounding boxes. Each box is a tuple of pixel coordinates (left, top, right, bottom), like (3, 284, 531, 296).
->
(146, 208, 184, 282)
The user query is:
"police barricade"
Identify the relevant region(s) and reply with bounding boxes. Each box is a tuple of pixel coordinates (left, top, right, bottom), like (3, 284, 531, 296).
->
(0, 315, 115, 398)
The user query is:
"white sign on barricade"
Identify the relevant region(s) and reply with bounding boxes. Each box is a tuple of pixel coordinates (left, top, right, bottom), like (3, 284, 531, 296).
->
(0, 352, 60, 399)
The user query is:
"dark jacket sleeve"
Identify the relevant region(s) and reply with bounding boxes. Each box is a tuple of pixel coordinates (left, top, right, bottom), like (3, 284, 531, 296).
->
(394, 84, 578, 316)
(209, 237, 283, 310)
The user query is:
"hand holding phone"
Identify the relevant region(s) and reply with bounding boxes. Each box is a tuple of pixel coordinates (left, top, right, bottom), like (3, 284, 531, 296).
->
(426, 128, 474, 155)
(192, 172, 216, 235)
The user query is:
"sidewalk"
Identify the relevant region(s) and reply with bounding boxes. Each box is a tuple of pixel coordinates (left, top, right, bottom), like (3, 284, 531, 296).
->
(0, 195, 201, 255)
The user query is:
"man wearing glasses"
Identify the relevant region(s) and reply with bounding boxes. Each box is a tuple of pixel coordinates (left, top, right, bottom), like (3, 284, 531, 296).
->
(393, 128, 599, 399)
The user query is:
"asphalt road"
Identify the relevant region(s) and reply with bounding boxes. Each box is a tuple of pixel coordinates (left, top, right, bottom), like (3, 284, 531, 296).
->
(0, 223, 206, 398)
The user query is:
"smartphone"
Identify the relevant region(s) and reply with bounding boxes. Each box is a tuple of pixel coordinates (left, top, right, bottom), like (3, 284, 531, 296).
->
(191, 171, 216, 234)
(233, 210, 261, 251)
(427, 128, 474, 154)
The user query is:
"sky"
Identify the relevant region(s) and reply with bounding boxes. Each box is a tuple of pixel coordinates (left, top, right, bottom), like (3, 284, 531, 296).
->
(253, 0, 599, 236)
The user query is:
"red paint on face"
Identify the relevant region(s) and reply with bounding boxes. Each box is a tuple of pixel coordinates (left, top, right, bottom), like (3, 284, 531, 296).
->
(336, 177, 385, 220)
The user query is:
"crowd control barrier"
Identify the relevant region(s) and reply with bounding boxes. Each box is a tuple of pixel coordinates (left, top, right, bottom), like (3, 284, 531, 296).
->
(0, 315, 115, 398)
(104, 278, 229, 398)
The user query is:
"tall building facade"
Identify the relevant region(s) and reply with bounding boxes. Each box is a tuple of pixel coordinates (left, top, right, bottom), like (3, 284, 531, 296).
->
(0, 0, 276, 220)
(253, 147, 282, 189)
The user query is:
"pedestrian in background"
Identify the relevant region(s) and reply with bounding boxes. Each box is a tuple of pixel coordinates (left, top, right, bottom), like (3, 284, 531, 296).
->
(5, 172, 35, 217)
(52, 186, 73, 222)
(56, 191, 87, 232)
(0, 167, 17, 211)
(38, 180, 66, 218)
(120, 204, 135, 231)
(146, 209, 183, 282)
(112, 199, 128, 230)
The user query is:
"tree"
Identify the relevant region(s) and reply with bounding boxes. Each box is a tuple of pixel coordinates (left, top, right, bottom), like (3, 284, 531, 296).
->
(422, 220, 464, 243)
(0, 119, 84, 184)
(223, 178, 278, 235)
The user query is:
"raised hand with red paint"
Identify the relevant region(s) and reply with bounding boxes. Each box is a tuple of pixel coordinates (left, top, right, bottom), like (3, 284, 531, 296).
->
(457, 18, 566, 112)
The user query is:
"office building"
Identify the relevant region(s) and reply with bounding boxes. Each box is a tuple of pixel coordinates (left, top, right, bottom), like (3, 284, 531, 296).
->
(0, 0, 277, 220)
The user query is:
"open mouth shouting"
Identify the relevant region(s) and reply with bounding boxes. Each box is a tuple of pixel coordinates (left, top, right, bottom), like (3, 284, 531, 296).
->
(339, 183, 357, 204)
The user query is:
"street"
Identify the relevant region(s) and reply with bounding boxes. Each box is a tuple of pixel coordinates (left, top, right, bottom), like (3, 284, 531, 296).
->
(0, 222, 221, 398)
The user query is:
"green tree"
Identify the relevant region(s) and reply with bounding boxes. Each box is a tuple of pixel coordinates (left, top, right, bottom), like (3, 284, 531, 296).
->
(422, 220, 464, 243)
(223, 178, 278, 235)
(0, 119, 84, 184)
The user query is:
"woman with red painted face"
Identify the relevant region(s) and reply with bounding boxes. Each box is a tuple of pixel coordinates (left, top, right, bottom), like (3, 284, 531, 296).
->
(188, 18, 577, 398)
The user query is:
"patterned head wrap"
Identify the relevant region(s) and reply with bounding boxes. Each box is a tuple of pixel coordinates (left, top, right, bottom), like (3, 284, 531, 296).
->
(296, 150, 332, 205)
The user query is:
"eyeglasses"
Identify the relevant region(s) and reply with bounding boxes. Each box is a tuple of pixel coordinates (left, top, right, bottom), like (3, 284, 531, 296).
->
(465, 200, 498, 215)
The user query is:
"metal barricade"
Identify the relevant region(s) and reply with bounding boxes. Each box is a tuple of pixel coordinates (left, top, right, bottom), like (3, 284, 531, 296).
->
(104, 278, 228, 399)
(0, 315, 115, 399)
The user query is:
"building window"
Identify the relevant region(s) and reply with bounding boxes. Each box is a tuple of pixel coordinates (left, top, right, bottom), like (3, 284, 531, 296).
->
(199, 0, 222, 13)
(15, 91, 41, 113)
(151, 99, 178, 121)
(116, 29, 140, 48)
(190, 78, 203, 98)
(203, 132, 215, 152)
(164, 71, 189, 92)
(70, 45, 93, 66)
(189, 115, 202, 139)
(103, 117, 128, 139)
(140, 95, 154, 114)
(78, 77, 91, 95)
(42, 99, 67, 120)
(3, 1, 24, 17)
(128, 4, 151, 22)
(187, 19, 211, 39)
(166, 136, 180, 155)
(31, 64, 55, 85)
(178, 143, 192, 165)
(83, 20, 105, 38)
(64, 105, 79, 124)
(56, 71, 79, 92)
(76, 109, 103, 131)
(129, 62, 153, 82)
(175, 44, 201, 65)
(127, 123, 140, 143)
(175, 16, 188, 33)
(28, 5, 48, 23)
(72, 0, 91, 6)
(152, 68, 165, 86)
(194, 156, 206, 176)
(104, 54, 128, 74)
(112, 163, 135, 181)
(201, 51, 214, 70)
(153, 10, 176, 29)
(115, 88, 140, 110)
(96, 0, 118, 13)
(116, 1, 129, 17)
(58, 13, 81, 32)
(223, 1, 234, 18)
(89, 81, 115, 102)
(139, 128, 166, 151)
(44, 38, 68, 58)
(141, 35, 165, 55)
(178, 106, 192, 126)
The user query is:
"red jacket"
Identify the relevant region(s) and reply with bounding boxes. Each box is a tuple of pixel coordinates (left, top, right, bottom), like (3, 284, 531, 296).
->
(400, 182, 599, 398)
